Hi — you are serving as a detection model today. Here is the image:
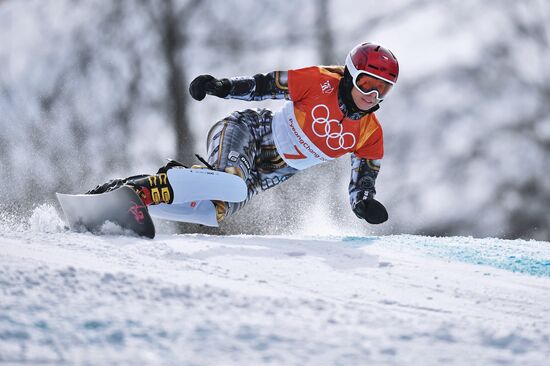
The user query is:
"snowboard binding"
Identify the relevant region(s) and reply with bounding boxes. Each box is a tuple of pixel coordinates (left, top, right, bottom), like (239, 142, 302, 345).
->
(86, 159, 187, 206)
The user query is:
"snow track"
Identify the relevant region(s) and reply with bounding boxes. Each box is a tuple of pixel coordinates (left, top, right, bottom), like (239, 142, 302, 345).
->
(1, 209, 550, 365)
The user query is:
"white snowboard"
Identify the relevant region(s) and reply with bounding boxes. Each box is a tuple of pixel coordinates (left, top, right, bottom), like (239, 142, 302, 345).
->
(57, 168, 248, 236)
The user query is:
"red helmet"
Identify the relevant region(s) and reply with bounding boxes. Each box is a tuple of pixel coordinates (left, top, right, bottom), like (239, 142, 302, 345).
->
(345, 43, 399, 99)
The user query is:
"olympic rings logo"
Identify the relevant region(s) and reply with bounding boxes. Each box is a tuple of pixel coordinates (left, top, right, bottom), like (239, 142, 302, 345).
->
(311, 104, 356, 150)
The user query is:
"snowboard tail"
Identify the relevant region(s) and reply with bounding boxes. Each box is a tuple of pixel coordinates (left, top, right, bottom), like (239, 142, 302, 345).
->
(57, 186, 156, 238)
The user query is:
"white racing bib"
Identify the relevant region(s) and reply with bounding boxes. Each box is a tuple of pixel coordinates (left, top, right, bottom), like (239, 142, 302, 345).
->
(272, 101, 334, 170)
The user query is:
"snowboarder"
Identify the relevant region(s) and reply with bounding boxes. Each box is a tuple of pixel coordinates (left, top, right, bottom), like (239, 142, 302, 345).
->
(87, 42, 399, 226)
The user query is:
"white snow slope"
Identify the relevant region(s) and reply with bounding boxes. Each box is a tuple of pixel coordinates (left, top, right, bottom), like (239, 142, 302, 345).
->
(1, 206, 550, 365)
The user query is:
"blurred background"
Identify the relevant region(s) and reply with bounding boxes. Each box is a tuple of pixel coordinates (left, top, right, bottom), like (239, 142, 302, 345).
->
(1, 0, 549, 240)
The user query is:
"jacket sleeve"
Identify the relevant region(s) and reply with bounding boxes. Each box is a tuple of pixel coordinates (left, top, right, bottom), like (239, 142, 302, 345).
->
(223, 71, 290, 101)
(349, 153, 381, 209)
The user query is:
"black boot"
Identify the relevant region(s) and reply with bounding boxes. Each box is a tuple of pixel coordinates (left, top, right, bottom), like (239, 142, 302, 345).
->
(86, 178, 127, 194)
(86, 159, 185, 202)
(86, 174, 149, 195)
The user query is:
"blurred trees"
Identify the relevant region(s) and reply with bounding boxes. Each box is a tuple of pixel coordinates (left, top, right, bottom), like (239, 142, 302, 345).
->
(138, 0, 200, 161)
(477, 0, 550, 239)
(380, 0, 550, 240)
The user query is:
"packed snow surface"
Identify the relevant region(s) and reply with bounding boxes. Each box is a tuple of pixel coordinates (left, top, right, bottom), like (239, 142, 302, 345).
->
(1, 207, 550, 365)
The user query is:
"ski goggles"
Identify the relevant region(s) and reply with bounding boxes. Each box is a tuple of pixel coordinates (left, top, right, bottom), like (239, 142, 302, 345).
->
(345, 54, 395, 100)
(353, 73, 394, 100)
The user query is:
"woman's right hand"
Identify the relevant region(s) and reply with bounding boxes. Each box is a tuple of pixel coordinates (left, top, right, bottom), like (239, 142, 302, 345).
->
(189, 75, 231, 101)
(353, 197, 388, 224)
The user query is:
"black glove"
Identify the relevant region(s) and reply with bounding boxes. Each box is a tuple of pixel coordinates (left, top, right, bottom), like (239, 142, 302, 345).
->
(189, 74, 231, 101)
(353, 197, 388, 224)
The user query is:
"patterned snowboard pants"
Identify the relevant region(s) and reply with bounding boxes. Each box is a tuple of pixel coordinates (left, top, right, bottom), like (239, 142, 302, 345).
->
(205, 108, 298, 219)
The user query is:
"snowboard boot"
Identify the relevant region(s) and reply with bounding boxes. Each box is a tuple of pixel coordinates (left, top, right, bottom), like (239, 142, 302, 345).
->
(125, 158, 190, 205)
(125, 173, 175, 206)
(86, 178, 129, 195)
(86, 173, 172, 206)
(123, 159, 188, 206)
(87, 173, 173, 206)
(86, 159, 186, 205)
